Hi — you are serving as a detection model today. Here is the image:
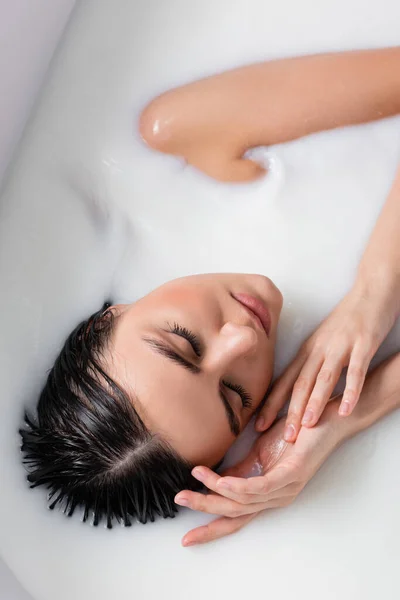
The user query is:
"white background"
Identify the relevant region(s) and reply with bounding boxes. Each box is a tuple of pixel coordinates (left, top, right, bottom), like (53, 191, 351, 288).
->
(0, 0, 75, 182)
(0, 2, 75, 597)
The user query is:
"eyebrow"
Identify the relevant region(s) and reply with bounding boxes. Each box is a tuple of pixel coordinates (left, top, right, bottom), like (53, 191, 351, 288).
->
(143, 337, 240, 436)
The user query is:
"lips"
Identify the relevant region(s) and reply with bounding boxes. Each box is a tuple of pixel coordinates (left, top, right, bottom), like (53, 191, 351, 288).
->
(232, 293, 271, 338)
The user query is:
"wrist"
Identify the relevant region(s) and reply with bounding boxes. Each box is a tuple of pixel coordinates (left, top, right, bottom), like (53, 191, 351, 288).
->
(352, 268, 400, 320)
(323, 353, 400, 445)
(355, 263, 399, 294)
(321, 398, 355, 448)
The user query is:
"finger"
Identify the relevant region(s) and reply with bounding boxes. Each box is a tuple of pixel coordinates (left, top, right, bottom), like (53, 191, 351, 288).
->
(185, 477, 298, 507)
(189, 464, 280, 504)
(215, 465, 291, 500)
(283, 353, 324, 442)
(189, 465, 221, 492)
(255, 352, 309, 432)
(174, 489, 267, 517)
(182, 512, 258, 547)
(301, 354, 345, 427)
(221, 484, 297, 506)
(188, 464, 273, 504)
(339, 344, 371, 417)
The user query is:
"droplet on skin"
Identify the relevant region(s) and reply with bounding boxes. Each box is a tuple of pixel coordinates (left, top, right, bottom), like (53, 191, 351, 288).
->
(246, 460, 263, 478)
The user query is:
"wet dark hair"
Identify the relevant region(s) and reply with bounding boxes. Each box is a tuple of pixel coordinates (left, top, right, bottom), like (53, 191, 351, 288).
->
(19, 302, 206, 528)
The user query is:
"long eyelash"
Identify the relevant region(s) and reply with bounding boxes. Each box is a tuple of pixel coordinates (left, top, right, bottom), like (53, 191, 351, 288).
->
(167, 322, 202, 357)
(223, 381, 252, 409)
(166, 322, 251, 410)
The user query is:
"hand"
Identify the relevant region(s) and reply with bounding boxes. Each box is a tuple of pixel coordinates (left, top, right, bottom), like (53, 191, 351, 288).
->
(175, 402, 344, 546)
(255, 280, 399, 442)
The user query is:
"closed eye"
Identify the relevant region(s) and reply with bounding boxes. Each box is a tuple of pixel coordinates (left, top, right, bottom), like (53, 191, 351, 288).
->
(223, 381, 252, 410)
(143, 330, 246, 437)
(167, 322, 202, 357)
(167, 322, 253, 410)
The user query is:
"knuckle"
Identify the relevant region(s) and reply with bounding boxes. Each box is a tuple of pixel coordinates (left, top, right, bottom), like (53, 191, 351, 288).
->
(308, 400, 324, 414)
(287, 408, 301, 422)
(260, 481, 270, 495)
(343, 388, 357, 403)
(229, 507, 243, 519)
(310, 338, 324, 353)
(245, 482, 257, 494)
(245, 492, 255, 503)
(307, 395, 326, 412)
(197, 498, 207, 512)
(348, 365, 365, 380)
(292, 481, 304, 494)
(317, 368, 332, 384)
(293, 376, 310, 394)
(237, 492, 251, 504)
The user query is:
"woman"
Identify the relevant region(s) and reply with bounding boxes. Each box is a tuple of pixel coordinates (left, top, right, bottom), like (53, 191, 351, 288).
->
(21, 47, 400, 537)
(20, 273, 283, 527)
(174, 162, 400, 547)
(140, 46, 400, 545)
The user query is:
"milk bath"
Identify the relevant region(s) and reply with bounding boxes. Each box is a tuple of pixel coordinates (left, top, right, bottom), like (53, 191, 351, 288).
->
(0, 1, 400, 600)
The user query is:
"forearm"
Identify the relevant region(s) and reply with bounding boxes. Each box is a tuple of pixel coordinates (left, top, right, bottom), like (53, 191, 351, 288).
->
(326, 352, 400, 444)
(244, 47, 400, 146)
(143, 47, 400, 145)
(354, 164, 400, 311)
(141, 47, 400, 181)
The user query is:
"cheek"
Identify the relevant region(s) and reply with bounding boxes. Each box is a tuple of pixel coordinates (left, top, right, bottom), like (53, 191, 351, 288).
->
(166, 418, 235, 467)
(188, 427, 234, 467)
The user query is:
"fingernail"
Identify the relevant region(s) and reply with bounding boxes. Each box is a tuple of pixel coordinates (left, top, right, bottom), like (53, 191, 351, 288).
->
(302, 409, 314, 425)
(339, 401, 351, 416)
(192, 468, 205, 482)
(255, 417, 264, 430)
(217, 480, 232, 491)
(284, 424, 295, 441)
(175, 495, 189, 507)
(182, 539, 196, 547)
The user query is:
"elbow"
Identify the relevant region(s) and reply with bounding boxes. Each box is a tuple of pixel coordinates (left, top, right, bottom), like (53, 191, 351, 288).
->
(139, 95, 173, 152)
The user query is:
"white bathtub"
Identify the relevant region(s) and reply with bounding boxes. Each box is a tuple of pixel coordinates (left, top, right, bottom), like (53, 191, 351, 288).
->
(0, 2, 399, 600)
(0, 3, 75, 598)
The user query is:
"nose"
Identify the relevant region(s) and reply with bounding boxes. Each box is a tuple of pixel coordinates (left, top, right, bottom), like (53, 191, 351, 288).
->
(204, 321, 258, 373)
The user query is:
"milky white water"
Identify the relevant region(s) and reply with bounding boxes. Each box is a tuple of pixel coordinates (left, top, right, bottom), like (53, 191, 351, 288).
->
(0, 1, 399, 599)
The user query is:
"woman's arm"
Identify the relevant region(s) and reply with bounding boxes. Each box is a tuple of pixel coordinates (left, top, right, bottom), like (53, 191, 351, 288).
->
(256, 162, 400, 441)
(356, 164, 400, 305)
(176, 352, 400, 546)
(331, 349, 400, 438)
(140, 47, 400, 181)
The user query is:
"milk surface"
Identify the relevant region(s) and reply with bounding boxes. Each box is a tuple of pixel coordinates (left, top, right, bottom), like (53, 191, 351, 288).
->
(0, 1, 399, 599)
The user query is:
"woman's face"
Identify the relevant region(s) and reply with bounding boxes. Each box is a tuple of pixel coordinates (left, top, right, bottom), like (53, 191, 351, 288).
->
(107, 274, 283, 466)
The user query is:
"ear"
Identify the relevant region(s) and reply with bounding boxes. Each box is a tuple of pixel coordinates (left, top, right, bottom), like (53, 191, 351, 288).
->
(103, 303, 128, 316)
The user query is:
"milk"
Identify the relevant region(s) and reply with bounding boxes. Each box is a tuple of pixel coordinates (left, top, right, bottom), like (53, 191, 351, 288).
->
(0, 1, 399, 599)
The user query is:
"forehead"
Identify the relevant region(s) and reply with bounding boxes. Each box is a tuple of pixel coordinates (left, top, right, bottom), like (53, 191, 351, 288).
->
(108, 315, 234, 464)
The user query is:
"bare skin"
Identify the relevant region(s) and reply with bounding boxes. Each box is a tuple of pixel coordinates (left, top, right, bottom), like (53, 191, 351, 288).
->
(140, 47, 400, 440)
(258, 163, 400, 443)
(106, 273, 282, 466)
(140, 47, 400, 182)
(177, 350, 400, 546)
